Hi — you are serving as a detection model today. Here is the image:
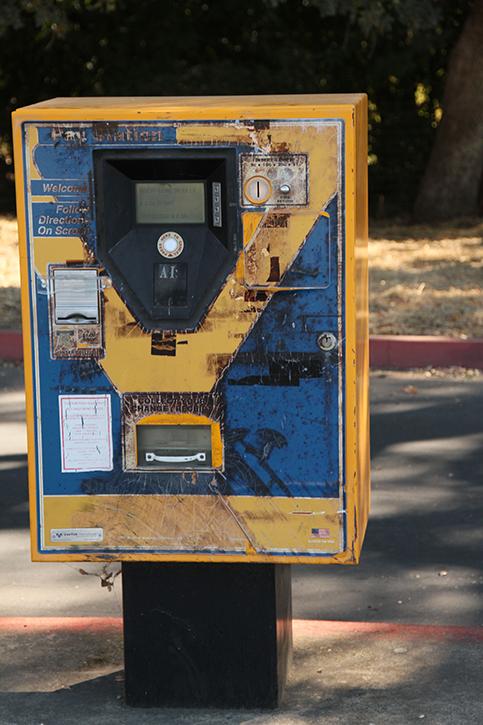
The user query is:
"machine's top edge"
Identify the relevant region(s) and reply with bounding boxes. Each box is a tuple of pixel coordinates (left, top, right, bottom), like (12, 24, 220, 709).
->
(13, 93, 367, 118)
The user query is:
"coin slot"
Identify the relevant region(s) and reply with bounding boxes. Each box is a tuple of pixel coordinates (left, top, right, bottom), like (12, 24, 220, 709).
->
(244, 175, 272, 205)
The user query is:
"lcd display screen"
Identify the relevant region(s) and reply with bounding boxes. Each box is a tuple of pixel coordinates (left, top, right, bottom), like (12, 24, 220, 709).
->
(136, 182, 205, 224)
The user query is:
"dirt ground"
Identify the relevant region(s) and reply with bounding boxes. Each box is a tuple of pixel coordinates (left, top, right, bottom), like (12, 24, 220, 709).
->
(1, 215, 482, 336)
(369, 220, 483, 338)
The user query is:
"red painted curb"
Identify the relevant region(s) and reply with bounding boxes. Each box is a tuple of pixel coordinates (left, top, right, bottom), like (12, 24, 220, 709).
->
(370, 335, 483, 370)
(0, 616, 122, 633)
(0, 616, 482, 642)
(294, 619, 483, 642)
(2, 330, 483, 369)
(0, 329, 23, 362)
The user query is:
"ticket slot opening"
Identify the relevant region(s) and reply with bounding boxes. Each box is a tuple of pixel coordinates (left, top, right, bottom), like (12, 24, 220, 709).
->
(52, 268, 100, 325)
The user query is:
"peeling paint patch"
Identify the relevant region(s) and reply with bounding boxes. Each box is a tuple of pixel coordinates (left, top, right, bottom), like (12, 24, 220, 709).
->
(267, 257, 281, 283)
(151, 332, 176, 356)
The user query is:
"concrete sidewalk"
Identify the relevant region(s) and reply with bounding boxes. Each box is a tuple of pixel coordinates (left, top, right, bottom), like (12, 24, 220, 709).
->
(1, 617, 483, 724)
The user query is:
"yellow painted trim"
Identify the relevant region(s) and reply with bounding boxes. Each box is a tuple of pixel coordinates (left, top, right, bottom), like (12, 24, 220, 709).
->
(343, 105, 357, 558)
(12, 115, 40, 560)
(136, 413, 223, 468)
(353, 94, 370, 558)
(31, 551, 357, 564)
(13, 94, 366, 124)
(211, 425, 223, 469)
(342, 95, 370, 560)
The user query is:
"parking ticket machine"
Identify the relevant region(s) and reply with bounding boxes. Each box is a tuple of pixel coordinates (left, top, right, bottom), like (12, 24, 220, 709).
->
(13, 95, 369, 567)
(14, 94, 369, 707)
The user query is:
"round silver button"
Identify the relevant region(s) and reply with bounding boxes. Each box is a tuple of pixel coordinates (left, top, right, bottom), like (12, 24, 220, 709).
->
(279, 184, 291, 194)
(157, 232, 184, 259)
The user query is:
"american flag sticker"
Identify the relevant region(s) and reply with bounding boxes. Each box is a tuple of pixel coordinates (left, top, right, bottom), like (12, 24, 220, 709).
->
(311, 528, 331, 539)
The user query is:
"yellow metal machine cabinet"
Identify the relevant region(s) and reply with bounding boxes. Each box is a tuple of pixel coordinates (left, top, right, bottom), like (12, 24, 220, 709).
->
(13, 95, 369, 565)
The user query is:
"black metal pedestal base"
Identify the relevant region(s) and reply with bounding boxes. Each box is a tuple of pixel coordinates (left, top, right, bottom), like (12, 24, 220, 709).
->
(122, 562, 292, 709)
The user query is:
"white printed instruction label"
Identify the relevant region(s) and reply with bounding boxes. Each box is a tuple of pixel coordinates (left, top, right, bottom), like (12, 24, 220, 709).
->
(59, 394, 113, 472)
(51, 528, 104, 543)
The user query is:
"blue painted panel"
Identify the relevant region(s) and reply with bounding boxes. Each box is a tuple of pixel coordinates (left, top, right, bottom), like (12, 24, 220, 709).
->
(34, 144, 92, 181)
(282, 213, 331, 289)
(223, 373, 340, 498)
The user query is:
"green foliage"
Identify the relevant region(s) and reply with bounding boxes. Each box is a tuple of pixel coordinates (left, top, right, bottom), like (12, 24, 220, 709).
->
(0, 0, 469, 215)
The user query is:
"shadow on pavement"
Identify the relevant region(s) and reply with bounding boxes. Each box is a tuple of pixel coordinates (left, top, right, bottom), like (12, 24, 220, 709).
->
(1, 631, 483, 724)
(293, 373, 483, 625)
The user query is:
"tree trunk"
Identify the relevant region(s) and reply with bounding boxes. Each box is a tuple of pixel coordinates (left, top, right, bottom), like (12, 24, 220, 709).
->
(413, 0, 483, 221)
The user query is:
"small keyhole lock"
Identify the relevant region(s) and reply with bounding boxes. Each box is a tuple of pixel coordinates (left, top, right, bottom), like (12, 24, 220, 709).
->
(317, 332, 337, 351)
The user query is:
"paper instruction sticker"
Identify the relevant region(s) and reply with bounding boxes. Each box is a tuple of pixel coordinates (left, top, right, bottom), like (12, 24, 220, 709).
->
(59, 394, 113, 472)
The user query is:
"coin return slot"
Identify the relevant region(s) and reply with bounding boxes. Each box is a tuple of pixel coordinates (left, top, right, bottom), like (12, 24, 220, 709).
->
(136, 424, 213, 469)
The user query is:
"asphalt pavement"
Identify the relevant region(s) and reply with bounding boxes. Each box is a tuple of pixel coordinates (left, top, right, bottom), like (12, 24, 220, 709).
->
(0, 362, 482, 724)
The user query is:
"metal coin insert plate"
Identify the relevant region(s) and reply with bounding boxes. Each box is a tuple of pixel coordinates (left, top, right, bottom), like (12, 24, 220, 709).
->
(241, 154, 308, 207)
(136, 424, 213, 470)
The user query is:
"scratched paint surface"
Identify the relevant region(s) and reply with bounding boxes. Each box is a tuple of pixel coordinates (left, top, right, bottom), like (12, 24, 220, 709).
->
(21, 117, 347, 557)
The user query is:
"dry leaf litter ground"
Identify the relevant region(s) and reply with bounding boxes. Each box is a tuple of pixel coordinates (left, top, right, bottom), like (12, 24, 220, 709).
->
(369, 221, 483, 338)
